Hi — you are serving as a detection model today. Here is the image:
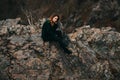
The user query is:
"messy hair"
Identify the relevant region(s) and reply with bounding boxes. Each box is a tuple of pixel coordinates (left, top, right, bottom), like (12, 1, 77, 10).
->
(49, 13, 60, 22)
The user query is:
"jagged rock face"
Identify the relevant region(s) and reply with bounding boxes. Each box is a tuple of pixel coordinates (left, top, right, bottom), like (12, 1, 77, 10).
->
(0, 19, 120, 80)
(0, 0, 120, 31)
(88, 0, 120, 27)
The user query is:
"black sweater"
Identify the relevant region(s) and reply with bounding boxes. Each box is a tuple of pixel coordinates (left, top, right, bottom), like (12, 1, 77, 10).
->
(41, 20, 60, 42)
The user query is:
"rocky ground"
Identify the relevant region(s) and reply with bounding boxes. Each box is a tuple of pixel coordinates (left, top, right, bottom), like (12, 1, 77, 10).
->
(0, 18, 120, 80)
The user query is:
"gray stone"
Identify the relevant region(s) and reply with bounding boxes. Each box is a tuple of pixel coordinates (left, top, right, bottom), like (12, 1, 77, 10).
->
(0, 19, 120, 80)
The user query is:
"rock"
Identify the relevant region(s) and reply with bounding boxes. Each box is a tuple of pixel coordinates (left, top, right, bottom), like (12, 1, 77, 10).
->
(9, 36, 26, 46)
(0, 54, 10, 80)
(87, 0, 120, 27)
(13, 50, 26, 60)
(27, 25, 36, 33)
(0, 26, 8, 35)
(0, 19, 120, 80)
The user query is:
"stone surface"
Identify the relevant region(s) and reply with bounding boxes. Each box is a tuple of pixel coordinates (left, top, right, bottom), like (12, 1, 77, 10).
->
(0, 19, 120, 80)
(87, 0, 120, 28)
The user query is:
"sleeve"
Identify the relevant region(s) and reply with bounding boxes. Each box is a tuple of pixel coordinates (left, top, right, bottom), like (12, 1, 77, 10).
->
(44, 22, 60, 40)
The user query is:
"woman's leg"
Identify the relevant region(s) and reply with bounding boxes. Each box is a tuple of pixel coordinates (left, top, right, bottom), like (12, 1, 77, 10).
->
(51, 35, 72, 54)
(58, 39, 72, 54)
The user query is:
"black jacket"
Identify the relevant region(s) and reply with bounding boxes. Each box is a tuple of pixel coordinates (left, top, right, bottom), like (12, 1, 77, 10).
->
(41, 20, 61, 42)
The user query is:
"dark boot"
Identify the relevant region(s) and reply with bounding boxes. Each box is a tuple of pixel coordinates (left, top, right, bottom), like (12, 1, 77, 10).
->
(63, 47, 72, 54)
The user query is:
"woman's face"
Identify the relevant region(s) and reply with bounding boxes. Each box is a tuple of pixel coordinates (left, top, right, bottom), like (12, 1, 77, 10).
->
(52, 16, 59, 23)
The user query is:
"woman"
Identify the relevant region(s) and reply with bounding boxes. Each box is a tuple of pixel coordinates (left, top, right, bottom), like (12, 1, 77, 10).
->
(41, 14, 72, 54)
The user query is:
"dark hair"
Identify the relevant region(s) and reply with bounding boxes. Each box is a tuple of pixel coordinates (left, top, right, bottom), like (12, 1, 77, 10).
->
(49, 14, 60, 22)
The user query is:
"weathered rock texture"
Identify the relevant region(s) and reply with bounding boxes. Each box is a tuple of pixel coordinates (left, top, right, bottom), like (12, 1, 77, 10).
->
(0, 0, 120, 31)
(0, 18, 120, 80)
(87, 0, 120, 28)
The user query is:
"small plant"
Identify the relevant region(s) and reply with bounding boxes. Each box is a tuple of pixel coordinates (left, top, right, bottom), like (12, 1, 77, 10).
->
(21, 8, 34, 25)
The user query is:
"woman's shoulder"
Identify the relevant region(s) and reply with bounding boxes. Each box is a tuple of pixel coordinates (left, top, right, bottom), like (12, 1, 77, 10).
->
(44, 19, 51, 24)
(42, 19, 51, 28)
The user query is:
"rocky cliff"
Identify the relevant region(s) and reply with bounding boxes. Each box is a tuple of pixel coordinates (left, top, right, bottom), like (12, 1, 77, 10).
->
(0, 0, 120, 31)
(0, 18, 120, 80)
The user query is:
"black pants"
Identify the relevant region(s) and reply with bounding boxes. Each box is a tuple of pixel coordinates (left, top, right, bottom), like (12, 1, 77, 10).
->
(43, 31, 71, 54)
(50, 32, 71, 54)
